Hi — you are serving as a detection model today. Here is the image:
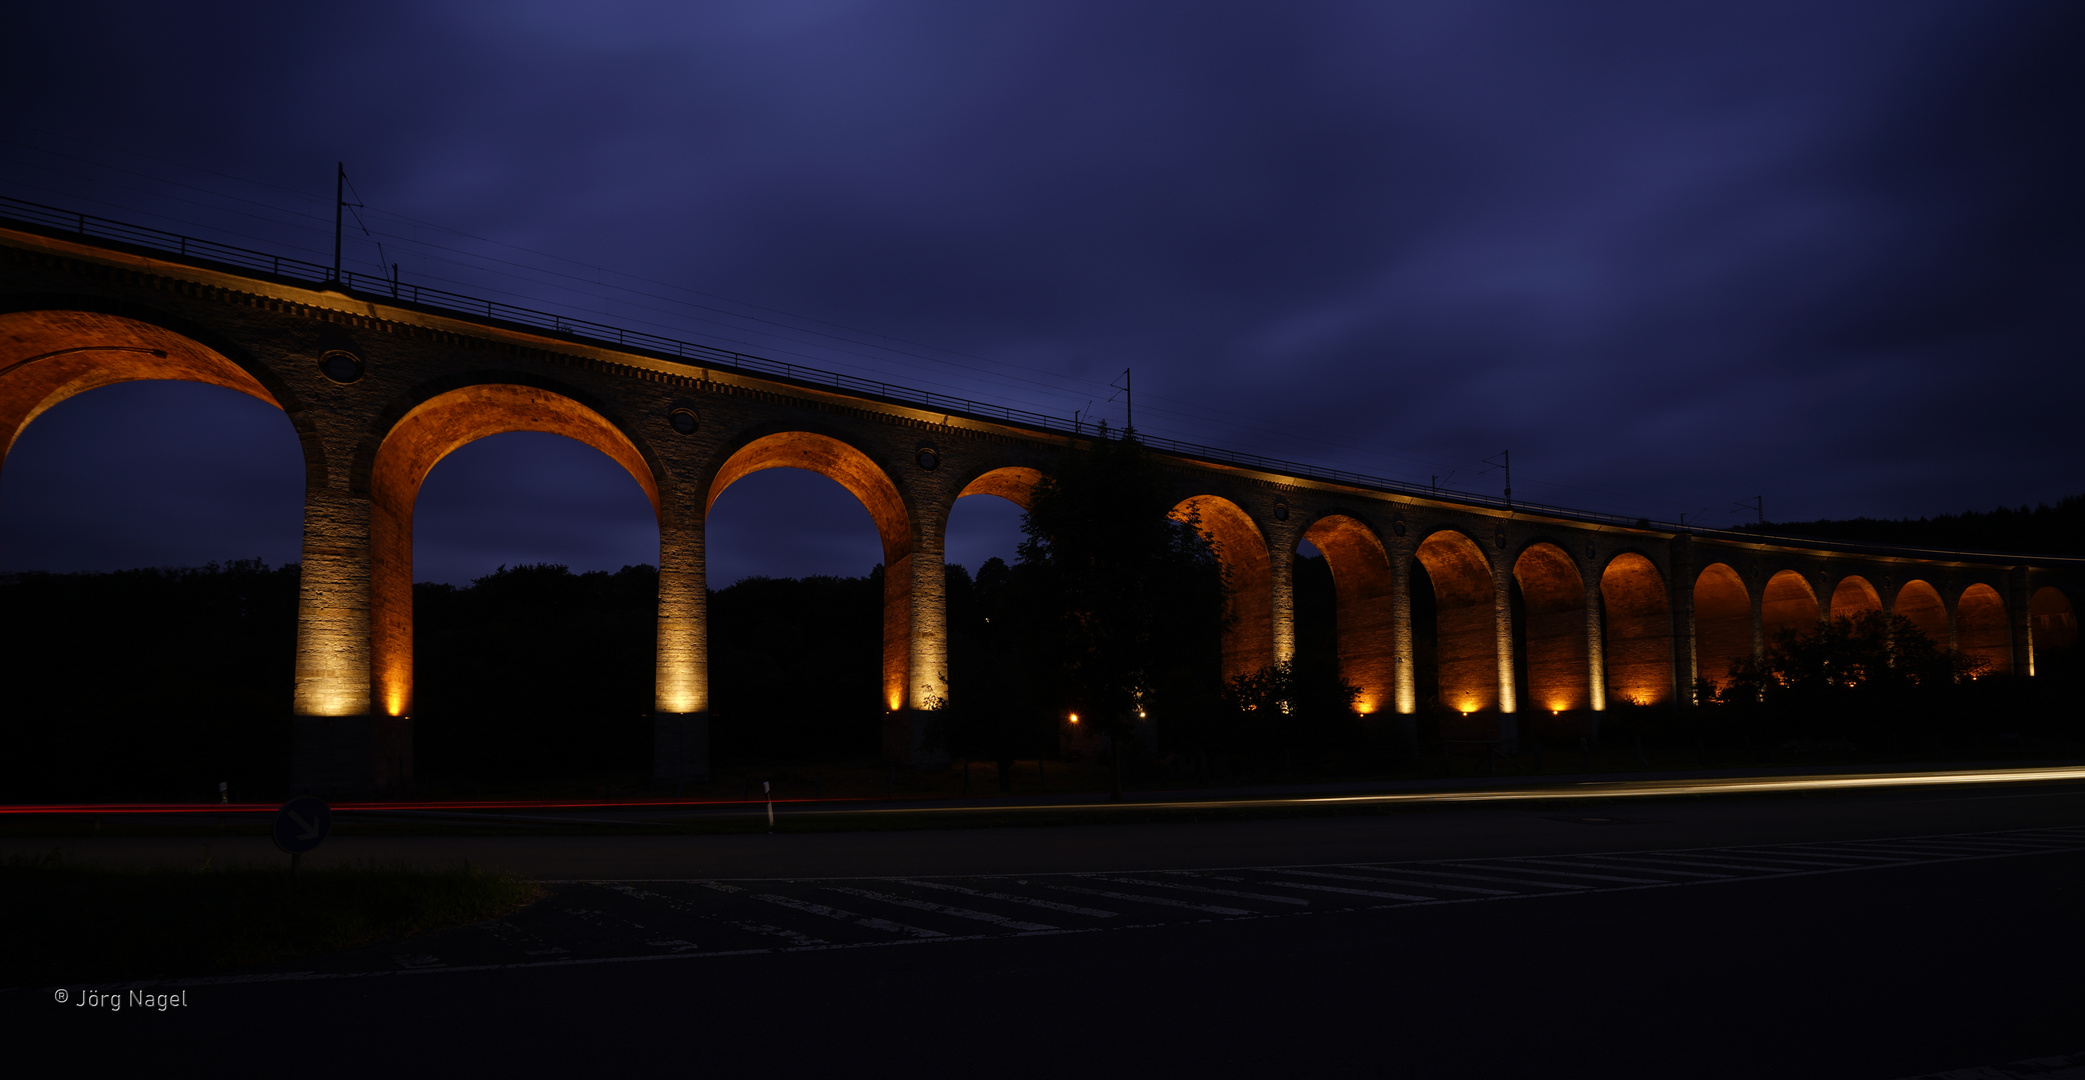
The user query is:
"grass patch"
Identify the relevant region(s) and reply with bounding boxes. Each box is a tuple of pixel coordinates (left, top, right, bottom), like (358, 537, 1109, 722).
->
(0, 851, 541, 988)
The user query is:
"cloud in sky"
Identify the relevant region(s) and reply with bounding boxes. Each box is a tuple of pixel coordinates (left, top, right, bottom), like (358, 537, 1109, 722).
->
(2, 0, 2078, 581)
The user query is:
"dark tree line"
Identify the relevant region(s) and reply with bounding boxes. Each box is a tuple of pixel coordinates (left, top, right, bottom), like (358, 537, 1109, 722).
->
(1694, 611, 2080, 756)
(0, 561, 298, 802)
(1736, 493, 2085, 556)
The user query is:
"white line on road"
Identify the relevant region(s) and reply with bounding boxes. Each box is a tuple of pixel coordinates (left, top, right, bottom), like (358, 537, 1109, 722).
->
(1505, 857, 1732, 879)
(1093, 876, 1310, 906)
(896, 879, 1120, 919)
(751, 894, 945, 938)
(1440, 863, 1665, 885)
(1273, 869, 1513, 896)
(1561, 853, 1802, 874)
(821, 886, 1057, 931)
(1261, 880, 1438, 902)
(1341, 865, 1590, 890)
(1046, 884, 1251, 915)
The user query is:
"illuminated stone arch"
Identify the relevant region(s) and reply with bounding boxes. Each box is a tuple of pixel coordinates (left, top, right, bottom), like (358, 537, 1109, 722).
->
(1171, 496, 1272, 680)
(1693, 563, 1752, 691)
(1413, 528, 1497, 713)
(956, 465, 1044, 509)
(1893, 579, 1948, 646)
(367, 381, 664, 720)
(1600, 552, 1672, 706)
(1299, 513, 1393, 715)
(1829, 575, 1883, 622)
(2030, 586, 2076, 674)
(1513, 542, 1589, 713)
(1957, 583, 2011, 675)
(1762, 569, 1820, 640)
(710, 430, 916, 710)
(0, 309, 354, 711)
(0, 308, 300, 462)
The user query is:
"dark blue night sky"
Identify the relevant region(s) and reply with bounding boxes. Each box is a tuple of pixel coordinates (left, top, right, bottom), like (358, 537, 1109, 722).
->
(3, 1, 2079, 584)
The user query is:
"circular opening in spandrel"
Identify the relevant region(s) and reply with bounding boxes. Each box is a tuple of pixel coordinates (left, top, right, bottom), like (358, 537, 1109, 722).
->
(318, 350, 363, 383)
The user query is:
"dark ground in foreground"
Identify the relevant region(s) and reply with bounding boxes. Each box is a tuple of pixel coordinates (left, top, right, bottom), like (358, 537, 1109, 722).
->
(8, 783, 2082, 1078)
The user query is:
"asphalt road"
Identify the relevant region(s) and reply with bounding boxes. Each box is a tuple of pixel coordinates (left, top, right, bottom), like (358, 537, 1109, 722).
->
(11, 785, 2085, 1078)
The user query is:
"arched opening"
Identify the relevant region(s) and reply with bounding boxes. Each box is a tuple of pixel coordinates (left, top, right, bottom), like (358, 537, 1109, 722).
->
(2030, 586, 2076, 675)
(1829, 576, 1883, 622)
(1300, 515, 1393, 716)
(1412, 529, 1496, 713)
(944, 466, 1049, 780)
(1762, 570, 1820, 640)
(950, 465, 1040, 601)
(0, 311, 307, 800)
(1512, 543, 1588, 713)
(1693, 563, 1752, 691)
(705, 464, 891, 763)
(709, 432, 914, 712)
(1957, 583, 2011, 676)
(407, 432, 661, 789)
(1600, 553, 1672, 707)
(1171, 496, 1272, 680)
(369, 384, 661, 723)
(1894, 580, 1948, 645)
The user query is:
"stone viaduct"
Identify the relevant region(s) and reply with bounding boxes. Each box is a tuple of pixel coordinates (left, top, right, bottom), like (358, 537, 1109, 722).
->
(1, 205, 2078, 794)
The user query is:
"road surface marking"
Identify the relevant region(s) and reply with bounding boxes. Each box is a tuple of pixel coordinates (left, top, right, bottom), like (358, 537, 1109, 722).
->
(1262, 880, 1438, 902)
(1274, 869, 1514, 895)
(821, 886, 1057, 931)
(1440, 863, 1665, 885)
(1506, 857, 1732, 879)
(1562, 853, 1800, 873)
(599, 884, 829, 946)
(1092, 876, 1310, 906)
(751, 894, 945, 938)
(897, 879, 1120, 919)
(1344, 865, 1589, 890)
(1045, 884, 1251, 915)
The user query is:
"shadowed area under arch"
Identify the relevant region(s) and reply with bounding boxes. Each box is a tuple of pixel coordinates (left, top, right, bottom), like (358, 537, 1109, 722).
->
(711, 431, 913, 710)
(1172, 496, 1271, 680)
(371, 383, 661, 719)
(1601, 553, 1672, 706)
(1694, 563, 1752, 691)
(1894, 579, 1948, 645)
(2030, 586, 2076, 674)
(1414, 529, 1496, 713)
(1957, 583, 2011, 676)
(1829, 576, 1883, 622)
(1763, 570, 1820, 640)
(1300, 514, 1393, 715)
(1513, 542, 1588, 713)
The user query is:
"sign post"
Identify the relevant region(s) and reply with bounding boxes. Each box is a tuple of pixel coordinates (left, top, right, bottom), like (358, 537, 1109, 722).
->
(271, 796, 332, 874)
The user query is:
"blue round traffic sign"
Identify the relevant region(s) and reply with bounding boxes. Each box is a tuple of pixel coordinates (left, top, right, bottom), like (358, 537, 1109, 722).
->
(272, 796, 332, 855)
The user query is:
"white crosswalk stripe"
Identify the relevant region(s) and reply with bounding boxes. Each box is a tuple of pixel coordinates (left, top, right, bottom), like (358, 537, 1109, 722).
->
(751, 894, 945, 938)
(1046, 883, 1251, 915)
(1568, 853, 1806, 873)
(1442, 863, 1665, 885)
(1344, 865, 1589, 890)
(1093, 875, 1310, 906)
(898, 879, 1120, 919)
(1262, 880, 1438, 902)
(1274, 869, 1514, 895)
(821, 886, 1057, 931)
(1507, 857, 1732, 879)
